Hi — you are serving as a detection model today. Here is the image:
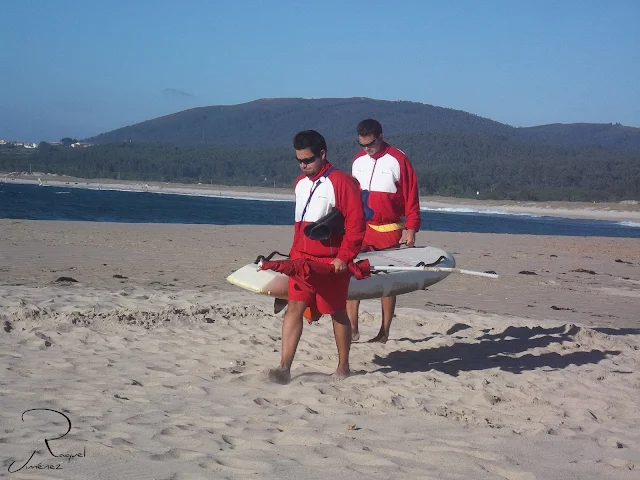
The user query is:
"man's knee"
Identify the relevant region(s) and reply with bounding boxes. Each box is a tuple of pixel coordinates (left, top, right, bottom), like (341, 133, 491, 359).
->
(285, 300, 308, 318)
(331, 310, 350, 325)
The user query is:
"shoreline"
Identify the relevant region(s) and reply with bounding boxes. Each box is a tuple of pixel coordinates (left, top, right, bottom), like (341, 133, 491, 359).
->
(3, 172, 640, 222)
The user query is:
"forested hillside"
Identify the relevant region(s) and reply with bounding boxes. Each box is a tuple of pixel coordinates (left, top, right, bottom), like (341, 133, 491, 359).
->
(2, 133, 638, 201)
(3, 97, 639, 201)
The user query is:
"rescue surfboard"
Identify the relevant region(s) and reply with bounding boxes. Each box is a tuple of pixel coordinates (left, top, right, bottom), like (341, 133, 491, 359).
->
(226, 246, 455, 301)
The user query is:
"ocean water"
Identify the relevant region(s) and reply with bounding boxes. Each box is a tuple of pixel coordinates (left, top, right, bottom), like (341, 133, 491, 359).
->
(1, 183, 639, 238)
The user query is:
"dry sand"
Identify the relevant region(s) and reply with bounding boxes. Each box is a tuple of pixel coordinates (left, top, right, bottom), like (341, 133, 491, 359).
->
(1, 219, 639, 479)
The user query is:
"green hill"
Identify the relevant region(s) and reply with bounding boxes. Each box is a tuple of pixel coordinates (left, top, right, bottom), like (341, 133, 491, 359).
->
(86, 97, 640, 150)
(3, 97, 638, 202)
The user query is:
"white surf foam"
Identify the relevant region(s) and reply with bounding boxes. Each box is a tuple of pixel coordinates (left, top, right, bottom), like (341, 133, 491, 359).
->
(45, 182, 294, 203)
(617, 221, 640, 228)
(152, 189, 293, 203)
(421, 206, 542, 218)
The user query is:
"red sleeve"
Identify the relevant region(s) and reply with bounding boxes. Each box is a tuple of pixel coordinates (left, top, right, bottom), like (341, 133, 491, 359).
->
(289, 174, 305, 257)
(332, 172, 366, 263)
(399, 155, 421, 231)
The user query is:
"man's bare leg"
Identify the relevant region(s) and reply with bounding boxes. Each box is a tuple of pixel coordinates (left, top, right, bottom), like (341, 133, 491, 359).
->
(330, 309, 352, 378)
(346, 299, 360, 341)
(368, 295, 396, 343)
(268, 300, 306, 384)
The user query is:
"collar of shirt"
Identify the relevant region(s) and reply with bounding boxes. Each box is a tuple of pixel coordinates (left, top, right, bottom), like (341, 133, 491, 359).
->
(369, 142, 390, 160)
(308, 161, 333, 182)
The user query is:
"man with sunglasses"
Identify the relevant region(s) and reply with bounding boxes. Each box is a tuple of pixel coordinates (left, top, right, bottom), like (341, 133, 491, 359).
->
(267, 130, 366, 384)
(348, 119, 421, 343)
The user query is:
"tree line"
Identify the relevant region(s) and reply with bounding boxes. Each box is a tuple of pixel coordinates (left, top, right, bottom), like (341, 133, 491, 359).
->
(1, 133, 638, 202)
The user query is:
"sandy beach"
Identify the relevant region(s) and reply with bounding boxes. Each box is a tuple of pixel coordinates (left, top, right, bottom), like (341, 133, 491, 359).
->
(1, 219, 638, 479)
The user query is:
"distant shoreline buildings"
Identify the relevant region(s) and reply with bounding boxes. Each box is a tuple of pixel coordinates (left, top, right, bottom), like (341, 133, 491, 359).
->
(0, 139, 92, 148)
(0, 139, 38, 148)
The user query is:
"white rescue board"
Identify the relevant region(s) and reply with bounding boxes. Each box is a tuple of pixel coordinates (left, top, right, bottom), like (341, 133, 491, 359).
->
(226, 246, 456, 301)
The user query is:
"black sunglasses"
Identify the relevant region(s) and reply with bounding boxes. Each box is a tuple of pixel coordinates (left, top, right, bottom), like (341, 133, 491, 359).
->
(296, 154, 317, 165)
(358, 136, 379, 148)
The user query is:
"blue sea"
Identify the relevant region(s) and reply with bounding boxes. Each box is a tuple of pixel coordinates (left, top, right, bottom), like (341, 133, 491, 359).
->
(1, 182, 639, 238)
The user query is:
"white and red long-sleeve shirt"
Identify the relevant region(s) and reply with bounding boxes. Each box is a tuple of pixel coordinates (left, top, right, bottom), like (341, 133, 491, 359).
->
(352, 142, 421, 232)
(290, 162, 365, 263)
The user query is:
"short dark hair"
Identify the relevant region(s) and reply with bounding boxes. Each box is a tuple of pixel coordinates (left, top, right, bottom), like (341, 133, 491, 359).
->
(293, 130, 327, 156)
(357, 119, 383, 137)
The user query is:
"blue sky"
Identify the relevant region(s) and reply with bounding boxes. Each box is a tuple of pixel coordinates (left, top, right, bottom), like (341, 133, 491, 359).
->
(1, 0, 638, 142)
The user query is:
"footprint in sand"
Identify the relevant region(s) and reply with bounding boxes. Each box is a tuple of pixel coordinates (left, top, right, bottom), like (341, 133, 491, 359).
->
(150, 447, 207, 461)
(198, 456, 273, 475)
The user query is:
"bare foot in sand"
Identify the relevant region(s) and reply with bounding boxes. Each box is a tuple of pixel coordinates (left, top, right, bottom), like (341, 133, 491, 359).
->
(367, 332, 388, 344)
(267, 366, 291, 385)
(332, 368, 351, 381)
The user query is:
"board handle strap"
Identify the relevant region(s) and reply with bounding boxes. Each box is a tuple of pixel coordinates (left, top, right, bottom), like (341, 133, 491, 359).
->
(254, 251, 290, 264)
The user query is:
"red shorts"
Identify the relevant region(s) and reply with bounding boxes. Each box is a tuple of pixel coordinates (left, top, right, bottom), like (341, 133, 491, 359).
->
(287, 254, 351, 315)
(361, 225, 403, 252)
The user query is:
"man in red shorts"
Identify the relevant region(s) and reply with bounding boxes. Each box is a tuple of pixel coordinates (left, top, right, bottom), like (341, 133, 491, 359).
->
(347, 119, 421, 343)
(267, 130, 365, 384)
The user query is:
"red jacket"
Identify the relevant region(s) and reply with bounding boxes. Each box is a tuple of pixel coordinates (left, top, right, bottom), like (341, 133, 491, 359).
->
(290, 162, 365, 263)
(352, 142, 421, 231)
